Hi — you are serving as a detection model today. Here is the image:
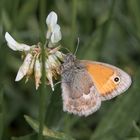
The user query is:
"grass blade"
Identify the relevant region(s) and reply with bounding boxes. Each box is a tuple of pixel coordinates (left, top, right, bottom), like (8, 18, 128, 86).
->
(0, 88, 4, 140)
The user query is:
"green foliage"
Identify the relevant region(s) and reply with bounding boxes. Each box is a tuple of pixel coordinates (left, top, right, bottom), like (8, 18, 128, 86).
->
(0, 88, 5, 140)
(24, 115, 75, 140)
(0, 0, 140, 140)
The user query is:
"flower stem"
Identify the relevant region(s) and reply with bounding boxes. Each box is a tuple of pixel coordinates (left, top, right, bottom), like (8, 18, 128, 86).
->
(39, 0, 46, 42)
(38, 0, 47, 140)
(38, 44, 46, 140)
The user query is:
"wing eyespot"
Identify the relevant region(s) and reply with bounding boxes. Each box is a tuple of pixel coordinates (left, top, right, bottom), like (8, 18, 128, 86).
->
(113, 76, 120, 84)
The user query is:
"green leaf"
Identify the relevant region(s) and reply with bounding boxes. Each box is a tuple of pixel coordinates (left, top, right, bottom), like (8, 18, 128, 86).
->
(24, 115, 75, 140)
(133, 121, 140, 138)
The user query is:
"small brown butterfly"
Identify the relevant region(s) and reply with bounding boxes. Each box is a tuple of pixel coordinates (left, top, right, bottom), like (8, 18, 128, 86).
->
(61, 53, 131, 116)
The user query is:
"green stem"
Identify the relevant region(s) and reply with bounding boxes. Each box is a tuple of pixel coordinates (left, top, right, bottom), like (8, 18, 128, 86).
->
(39, 0, 46, 42)
(38, 45, 46, 140)
(38, 0, 47, 140)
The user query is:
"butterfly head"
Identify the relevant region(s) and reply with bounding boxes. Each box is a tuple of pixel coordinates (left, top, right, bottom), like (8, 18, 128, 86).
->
(61, 53, 76, 70)
(61, 53, 84, 73)
(63, 53, 76, 63)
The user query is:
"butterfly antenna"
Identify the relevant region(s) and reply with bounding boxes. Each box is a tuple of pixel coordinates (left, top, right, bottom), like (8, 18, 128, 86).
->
(54, 81, 62, 87)
(74, 37, 80, 55)
(54, 81, 72, 88)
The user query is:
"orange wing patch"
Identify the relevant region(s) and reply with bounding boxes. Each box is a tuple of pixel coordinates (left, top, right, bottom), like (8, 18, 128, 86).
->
(86, 63, 117, 95)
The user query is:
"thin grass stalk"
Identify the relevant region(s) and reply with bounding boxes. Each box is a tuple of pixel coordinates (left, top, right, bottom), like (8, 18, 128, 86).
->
(12, 0, 20, 23)
(70, 0, 77, 51)
(0, 88, 4, 140)
(97, 0, 116, 58)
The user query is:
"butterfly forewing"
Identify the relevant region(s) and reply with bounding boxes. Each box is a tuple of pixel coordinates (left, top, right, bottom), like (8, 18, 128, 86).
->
(81, 60, 132, 101)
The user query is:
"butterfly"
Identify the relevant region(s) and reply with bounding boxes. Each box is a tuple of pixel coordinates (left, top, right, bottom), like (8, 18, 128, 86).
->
(61, 53, 132, 116)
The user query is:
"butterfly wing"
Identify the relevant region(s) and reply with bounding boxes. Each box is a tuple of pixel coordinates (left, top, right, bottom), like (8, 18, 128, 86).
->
(81, 60, 132, 101)
(61, 66, 101, 116)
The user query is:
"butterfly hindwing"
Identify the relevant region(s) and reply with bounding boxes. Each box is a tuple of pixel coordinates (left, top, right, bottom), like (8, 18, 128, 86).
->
(61, 59, 101, 116)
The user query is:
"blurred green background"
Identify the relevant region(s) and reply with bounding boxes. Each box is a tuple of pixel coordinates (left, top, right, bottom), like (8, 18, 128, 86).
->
(0, 0, 140, 140)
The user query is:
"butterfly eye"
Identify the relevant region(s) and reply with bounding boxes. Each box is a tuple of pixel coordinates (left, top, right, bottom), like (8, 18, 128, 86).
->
(76, 66, 81, 69)
(113, 76, 120, 84)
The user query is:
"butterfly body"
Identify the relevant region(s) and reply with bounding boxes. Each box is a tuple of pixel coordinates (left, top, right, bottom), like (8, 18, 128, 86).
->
(61, 53, 131, 116)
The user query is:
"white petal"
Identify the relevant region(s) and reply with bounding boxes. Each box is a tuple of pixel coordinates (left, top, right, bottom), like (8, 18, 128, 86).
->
(55, 51, 64, 61)
(27, 55, 36, 76)
(5, 32, 30, 51)
(51, 24, 62, 43)
(46, 11, 57, 29)
(46, 30, 52, 39)
(45, 61, 54, 91)
(35, 59, 42, 73)
(35, 59, 42, 89)
(5, 32, 18, 51)
(48, 54, 60, 68)
(47, 70, 54, 91)
(15, 53, 33, 81)
(17, 44, 31, 51)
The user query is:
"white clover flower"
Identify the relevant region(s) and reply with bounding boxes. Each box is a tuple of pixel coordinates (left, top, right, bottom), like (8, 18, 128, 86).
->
(15, 53, 33, 81)
(46, 11, 62, 44)
(5, 11, 65, 91)
(5, 32, 30, 51)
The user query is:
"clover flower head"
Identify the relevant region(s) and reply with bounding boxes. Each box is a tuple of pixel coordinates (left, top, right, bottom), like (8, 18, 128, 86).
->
(46, 11, 62, 44)
(5, 11, 65, 91)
